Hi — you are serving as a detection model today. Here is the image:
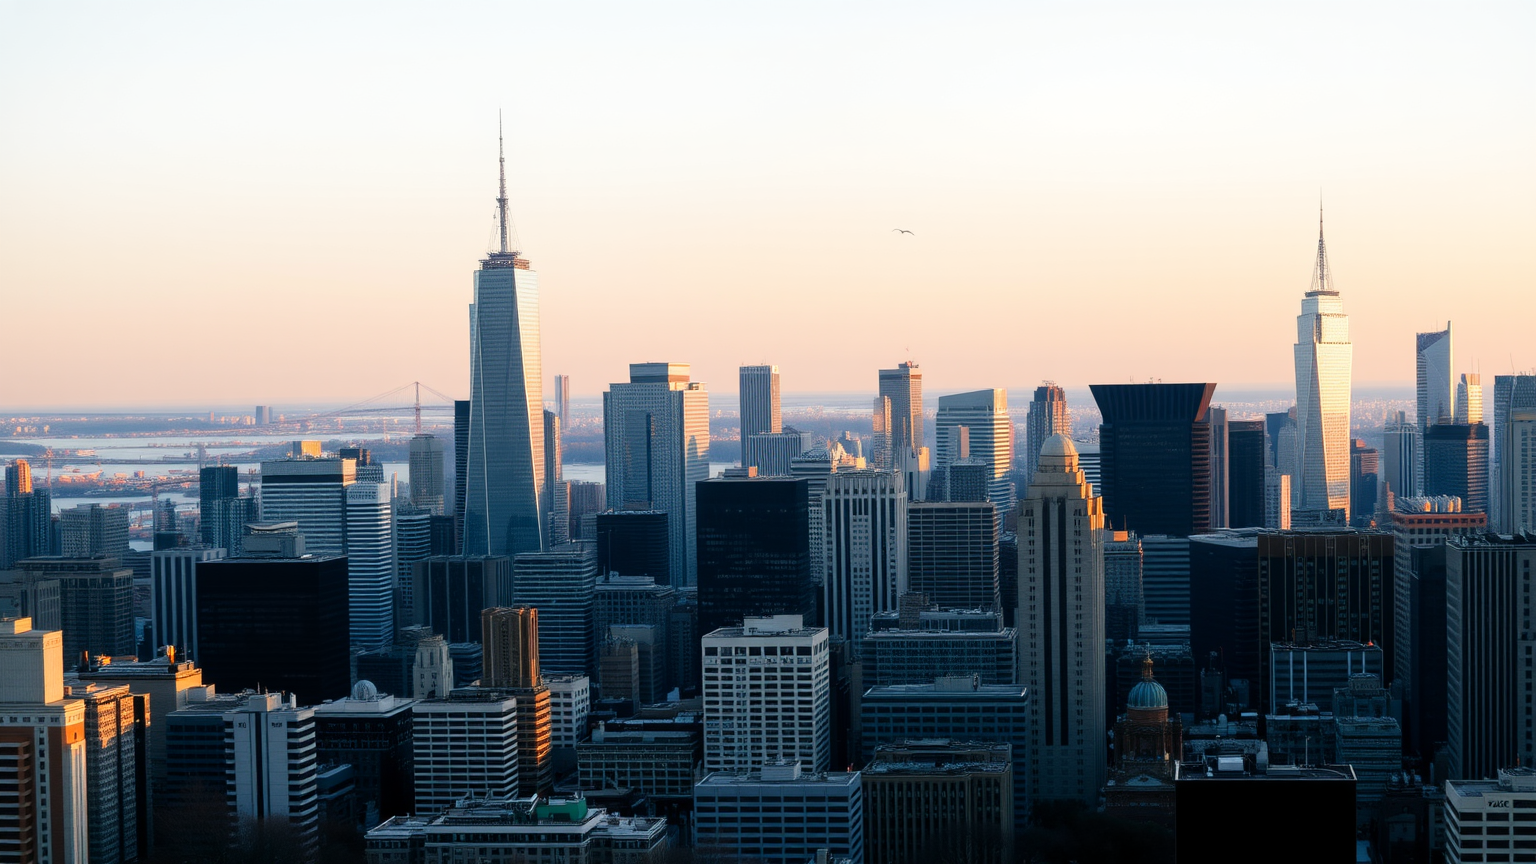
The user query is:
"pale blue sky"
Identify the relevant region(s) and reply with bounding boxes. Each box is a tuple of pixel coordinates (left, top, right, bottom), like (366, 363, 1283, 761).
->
(1, 2, 1532, 407)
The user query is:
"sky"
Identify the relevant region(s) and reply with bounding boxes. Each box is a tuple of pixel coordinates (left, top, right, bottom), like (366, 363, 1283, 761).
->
(1, 2, 1532, 410)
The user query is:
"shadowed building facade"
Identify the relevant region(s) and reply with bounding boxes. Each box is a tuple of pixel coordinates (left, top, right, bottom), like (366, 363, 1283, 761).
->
(1090, 382, 1217, 537)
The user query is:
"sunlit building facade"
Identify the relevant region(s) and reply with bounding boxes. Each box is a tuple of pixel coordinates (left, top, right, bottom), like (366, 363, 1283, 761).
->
(1293, 213, 1353, 514)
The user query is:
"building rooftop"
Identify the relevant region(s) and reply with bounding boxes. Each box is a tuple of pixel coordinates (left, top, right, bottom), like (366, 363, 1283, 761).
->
(696, 764, 860, 788)
(864, 677, 1027, 699)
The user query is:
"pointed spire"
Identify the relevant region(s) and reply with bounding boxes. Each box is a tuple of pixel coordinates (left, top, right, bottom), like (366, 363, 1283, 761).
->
(1309, 194, 1336, 294)
(497, 112, 510, 255)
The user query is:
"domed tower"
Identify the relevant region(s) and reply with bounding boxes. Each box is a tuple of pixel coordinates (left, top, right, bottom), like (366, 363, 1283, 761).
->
(1105, 653, 1182, 825)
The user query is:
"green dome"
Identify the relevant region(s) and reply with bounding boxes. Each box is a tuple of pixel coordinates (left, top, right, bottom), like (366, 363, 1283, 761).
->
(1127, 653, 1168, 710)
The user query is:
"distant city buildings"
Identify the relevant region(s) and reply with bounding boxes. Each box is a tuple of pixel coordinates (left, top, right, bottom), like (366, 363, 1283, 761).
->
(1024, 383, 1070, 492)
(738, 364, 781, 467)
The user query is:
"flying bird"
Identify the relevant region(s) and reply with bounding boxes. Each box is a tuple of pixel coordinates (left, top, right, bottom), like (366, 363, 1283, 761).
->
(892, 228, 914, 235)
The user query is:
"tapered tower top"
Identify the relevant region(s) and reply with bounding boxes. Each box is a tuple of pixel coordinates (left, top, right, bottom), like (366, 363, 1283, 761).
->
(483, 113, 528, 270)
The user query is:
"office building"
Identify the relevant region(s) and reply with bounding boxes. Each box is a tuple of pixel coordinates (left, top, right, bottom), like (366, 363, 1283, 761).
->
(198, 465, 253, 555)
(934, 388, 1015, 515)
(464, 134, 546, 559)
(694, 763, 862, 864)
(1425, 423, 1491, 515)
(739, 364, 782, 466)
(872, 394, 894, 470)
(1256, 530, 1394, 709)
(512, 544, 598, 677)
(258, 456, 354, 556)
(542, 410, 568, 550)
(1383, 410, 1419, 501)
(59, 503, 130, 558)
(578, 723, 699, 801)
(879, 361, 924, 457)
(1293, 214, 1353, 515)
(697, 476, 814, 635)
(3, 461, 52, 568)
(0, 570, 60, 631)
(603, 362, 710, 586)
(565, 483, 604, 543)
(1444, 767, 1536, 864)
(313, 680, 416, 824)
(1209, 406, 1230, 528)
(1024, 383, 1071, 492)
(1174, 755, 1356, 861)
(1418, 323, 1455, 434)
(67, 681, 142, 864)
(411, 555, 512, 643)
(1104, 530, 1144, 641)
(1446, 534, 1536, 782)
(823, 469, 908, 651)
(1228, 419, 1267, 529)
(906, 501, 999, 610)
(1457, 372, 1484, 425)
(72, 650, 205, 816)
(862, 677, 1031, 827)
(346, 482, 394, 649)
(1268, 640, 1384, 713)
(546, 674, 591, 754)
(407, 434, 446, 516)
(1493, 374, 1536, 533)
(366, 795, 667, 861)
(744, 429, 810, 477)
(412, 634, 455, 699)
(482, 606, 553, 795)
(224, 692, 321, 856)
(195, 551, 350, 704)
(1017, 433, 1105, 808)
(411, 688, 520, 815)
(702, 615, 830, 773)
(1136, 534, 1190, 628)
(862, 607, 1016, 686)
(16, 556, 135, 660)
(392, 508, 434, 632)
(149, 545, 226, 662)
(862, 740, 1014, 864)
(0, 617, 89, 864)
(1090, 382, 1217, 536)
(1350, 438, 1381, 525)
(553, 374, 571, 428)
(453, 399, 470, 520)
(1265, 468, 1292, 530)
(593, 509, 670, 581)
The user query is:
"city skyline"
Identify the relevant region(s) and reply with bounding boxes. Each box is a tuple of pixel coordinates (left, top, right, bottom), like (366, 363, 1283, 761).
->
(2, 4, 1533, 408)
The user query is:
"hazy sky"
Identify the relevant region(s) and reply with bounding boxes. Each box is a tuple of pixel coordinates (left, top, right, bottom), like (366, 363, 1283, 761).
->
(2, 2, 1532, 410)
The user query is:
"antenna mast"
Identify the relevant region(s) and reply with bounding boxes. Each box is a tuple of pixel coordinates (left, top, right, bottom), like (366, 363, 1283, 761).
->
(497, 113, 510, 255)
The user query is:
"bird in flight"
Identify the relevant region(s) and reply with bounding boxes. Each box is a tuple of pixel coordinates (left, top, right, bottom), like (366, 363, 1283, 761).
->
(892, 228, 914, 235)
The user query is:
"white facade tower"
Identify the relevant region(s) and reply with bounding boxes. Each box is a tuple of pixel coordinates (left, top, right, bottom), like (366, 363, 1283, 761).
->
(822, 469, 907, 653)
(1292, 208, 1353, 514)
(1018, 434, 1106, 808)
(701, 615, 831, 773)
(346, 483, 395, 649)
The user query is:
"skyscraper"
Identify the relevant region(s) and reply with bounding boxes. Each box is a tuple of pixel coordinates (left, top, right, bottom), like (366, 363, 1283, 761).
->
(511, 544, 599, 677)
(823, 470, 908, 651)
(1208, 406, 1230, 528)
(553, 374, 570, 428)
(409, 434, 446, 516)
(878, 361, 924, 458)
(1423, 423, 1490, 515)
(0, 617, 88, 863)
(346, 482, 395, 649)
(481, 606, 553, 795)
(1293, 209, 1353, 515)
(1024, 384, 1071, 492)
(59, 503, 130, 558)
(259, 456, 355, 556)
(1382, 411, 1418, 501)
(1456, 372, 1483, 425)
(1090, 382, 1216, 536)
(906, 501, 999, 611)
(697, 476, 814, 635)
(1493, 374, 1536, 533)
(934, 388, 1015, 516)
(464, 125, 546, 559)
(739, 364, 782, 466)
(150, 545, 227, 662)
(702, 615, 831, 773)
(1018, 434, 1106, 807)
(1228, 419, 1268, 529)
(544, 409, 568, 547)
(1417, 323, 1454, 432)
(602, 362, 710, 586)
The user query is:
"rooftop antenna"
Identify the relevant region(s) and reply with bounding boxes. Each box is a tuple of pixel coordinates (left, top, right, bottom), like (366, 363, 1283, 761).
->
(497, 112, 510, 255)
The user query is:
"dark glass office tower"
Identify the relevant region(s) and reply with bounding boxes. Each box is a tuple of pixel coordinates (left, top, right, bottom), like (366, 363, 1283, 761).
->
(410, 556, 514, 644)
(1228, 420, 1267, 529)
(454, 399, 470, 518)
(1090, 383, 1217, 536)
(906, 501, 999, 610)
(1424, 423, 1490, 514)
(696, 476, 813, 634)
(1188, 531, 1262, 697)
(595, 510, 671, 580)
(195, 554, 351, 703)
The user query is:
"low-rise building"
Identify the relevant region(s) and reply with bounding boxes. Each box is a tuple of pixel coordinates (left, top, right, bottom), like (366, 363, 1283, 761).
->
(1444, 767, 1536, 864)
(364, 794, 667, 864)
(862, 740, 1013, 864)
(694, 762, 862, 864)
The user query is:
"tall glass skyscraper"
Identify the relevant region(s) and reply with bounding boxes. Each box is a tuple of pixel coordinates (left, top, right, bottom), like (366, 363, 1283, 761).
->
(465, 128, 546, 557)
(1024, 383, 1071, 491)
(1292, 209, 1353, 514)
(738, 364, 781, 466)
